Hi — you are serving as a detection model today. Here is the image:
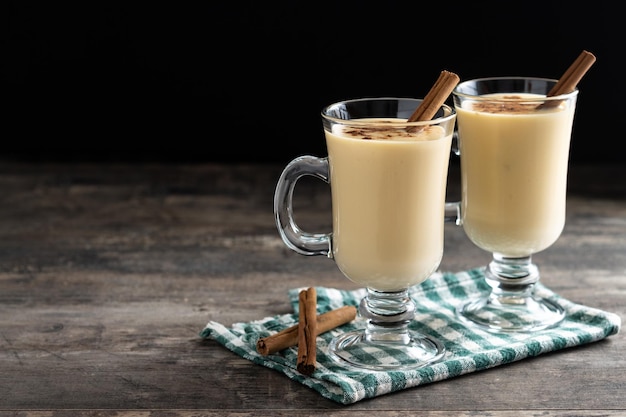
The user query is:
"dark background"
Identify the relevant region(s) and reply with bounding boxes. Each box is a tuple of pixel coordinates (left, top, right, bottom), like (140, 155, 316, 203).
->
(5, 1, 622, 165)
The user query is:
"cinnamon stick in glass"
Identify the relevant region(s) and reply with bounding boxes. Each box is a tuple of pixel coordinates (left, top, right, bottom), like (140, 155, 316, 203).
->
(296, 287, 317, 375)
(408, 70, 460, 123)
(548, 50, 596, 97)
(256, 305, 357, 356)
(540, 50, 596, 109)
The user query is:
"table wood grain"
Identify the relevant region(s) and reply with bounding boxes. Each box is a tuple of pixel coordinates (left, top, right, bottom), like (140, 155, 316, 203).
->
(0, 162, 624, 416)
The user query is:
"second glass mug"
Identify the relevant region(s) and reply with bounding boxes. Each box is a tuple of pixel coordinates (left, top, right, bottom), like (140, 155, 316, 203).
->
(450, 77, 579, 332)
(274, 97, 456, 371)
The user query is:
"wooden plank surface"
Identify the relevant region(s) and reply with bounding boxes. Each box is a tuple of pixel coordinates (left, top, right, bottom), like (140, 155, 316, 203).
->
(0, 162, 624, 416)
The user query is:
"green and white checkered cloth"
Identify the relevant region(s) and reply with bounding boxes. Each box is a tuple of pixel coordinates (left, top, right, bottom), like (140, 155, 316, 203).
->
(200, 268, 621, 405)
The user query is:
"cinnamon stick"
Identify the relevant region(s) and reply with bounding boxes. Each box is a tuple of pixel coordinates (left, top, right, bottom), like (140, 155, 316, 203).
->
(297, 287, 317, 375)
(547, 50, 596, 97)
(256, 305, 357, 356)
(407, 70, 460, 122)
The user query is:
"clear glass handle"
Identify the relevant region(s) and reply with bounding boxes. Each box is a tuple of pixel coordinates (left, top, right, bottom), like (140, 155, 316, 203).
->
(445, 132, 462, 225)
(273, 155, 332, 257)
(445, 201, 462, 225)
(451, 130, 460, 156)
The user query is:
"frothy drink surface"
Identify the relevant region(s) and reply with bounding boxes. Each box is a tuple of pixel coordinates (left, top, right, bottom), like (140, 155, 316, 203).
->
(457, 93, 576, 257)
(326, 119, 452, 291)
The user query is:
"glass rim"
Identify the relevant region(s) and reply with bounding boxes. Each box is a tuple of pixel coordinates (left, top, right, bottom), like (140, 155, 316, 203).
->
(453, 77, 579, 102)
(321, 97, 456, 127)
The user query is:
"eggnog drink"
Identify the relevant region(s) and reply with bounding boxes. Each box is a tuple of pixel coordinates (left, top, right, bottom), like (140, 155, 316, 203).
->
(325, 120, 453, 291)
(456, 93, 576, 257)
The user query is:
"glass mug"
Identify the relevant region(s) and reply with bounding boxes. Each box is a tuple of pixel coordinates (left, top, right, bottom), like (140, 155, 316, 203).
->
(451, 77, 578, 332)
(274, 97, 456, 370)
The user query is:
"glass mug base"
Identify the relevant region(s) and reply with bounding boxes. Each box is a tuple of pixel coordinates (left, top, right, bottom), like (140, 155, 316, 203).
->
(455, 254, 565, 332)
(327, 288, 446, 371)
(456, 295, 565, 333)
(328, 329, 446, 371)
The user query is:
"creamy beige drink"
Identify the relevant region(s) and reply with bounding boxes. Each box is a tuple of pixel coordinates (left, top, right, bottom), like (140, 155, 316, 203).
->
(325, 120, 453, 291)
(456, 93, 576, 257)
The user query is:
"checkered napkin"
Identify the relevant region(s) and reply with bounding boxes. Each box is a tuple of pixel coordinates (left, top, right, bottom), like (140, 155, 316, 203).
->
(200, 268, 621, 405)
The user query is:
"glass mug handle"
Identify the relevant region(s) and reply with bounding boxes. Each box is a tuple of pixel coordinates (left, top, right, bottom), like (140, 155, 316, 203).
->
(445, 201, 462, 225)
(274, 155, 332, 257)
(444, 130, 463, 225)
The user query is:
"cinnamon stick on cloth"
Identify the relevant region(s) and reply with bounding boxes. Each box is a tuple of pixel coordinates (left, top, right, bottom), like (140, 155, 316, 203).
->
(256, 305, 357, 355)
(297, 287, 318, 375)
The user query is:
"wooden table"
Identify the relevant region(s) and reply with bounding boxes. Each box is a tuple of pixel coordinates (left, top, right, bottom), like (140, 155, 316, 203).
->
(0, 161, 624, 416)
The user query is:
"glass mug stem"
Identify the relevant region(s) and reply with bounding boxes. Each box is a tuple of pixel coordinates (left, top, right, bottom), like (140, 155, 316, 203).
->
(330, 288, 444, 368)
(457, 254, 565, 332)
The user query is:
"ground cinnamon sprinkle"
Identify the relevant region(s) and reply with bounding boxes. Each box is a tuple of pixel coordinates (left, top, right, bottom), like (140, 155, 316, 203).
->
(472, 98, 549, 114)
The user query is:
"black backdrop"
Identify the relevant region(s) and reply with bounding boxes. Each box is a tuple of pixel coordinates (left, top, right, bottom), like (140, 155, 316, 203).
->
(5, 2, 622, 165)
